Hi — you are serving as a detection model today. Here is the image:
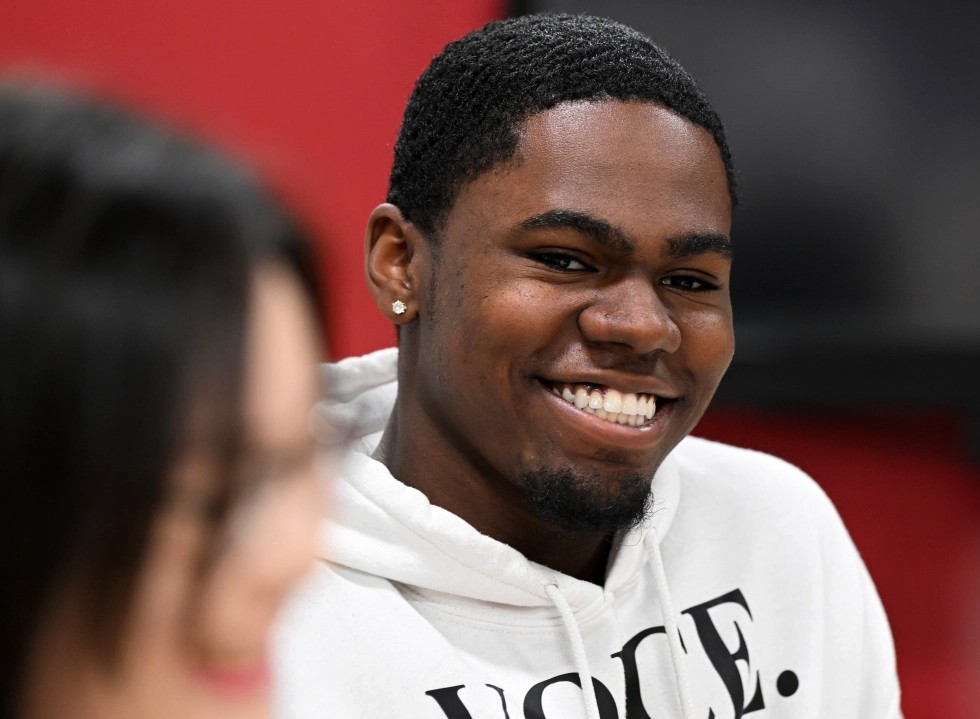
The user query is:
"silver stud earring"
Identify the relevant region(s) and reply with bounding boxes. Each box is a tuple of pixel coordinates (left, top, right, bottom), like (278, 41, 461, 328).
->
(392, 300, 407, 315)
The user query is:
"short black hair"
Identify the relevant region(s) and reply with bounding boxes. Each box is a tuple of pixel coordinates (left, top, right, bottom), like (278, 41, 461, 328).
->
(0, 82, 321, 716)
(387, 13, 737, 237)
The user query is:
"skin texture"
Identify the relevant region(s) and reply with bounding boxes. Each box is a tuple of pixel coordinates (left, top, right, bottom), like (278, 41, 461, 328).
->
(368, 100, 733, 584)
(21, 266, 324, 719)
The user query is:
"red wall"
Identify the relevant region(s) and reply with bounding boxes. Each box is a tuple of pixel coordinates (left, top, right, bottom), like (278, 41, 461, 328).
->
(0, 0, 504, 359)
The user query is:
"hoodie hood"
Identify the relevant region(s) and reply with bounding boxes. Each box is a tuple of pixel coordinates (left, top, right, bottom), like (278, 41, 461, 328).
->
(315, 347, 682, 610)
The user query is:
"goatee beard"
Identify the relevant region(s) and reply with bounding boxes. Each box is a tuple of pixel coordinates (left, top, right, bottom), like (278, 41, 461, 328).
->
(520, 466, 653, 535)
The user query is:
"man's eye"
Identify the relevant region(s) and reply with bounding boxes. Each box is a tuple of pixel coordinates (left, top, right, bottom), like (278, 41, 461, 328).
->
(534, 252, 590, 272)
(661, 275, 718, 291)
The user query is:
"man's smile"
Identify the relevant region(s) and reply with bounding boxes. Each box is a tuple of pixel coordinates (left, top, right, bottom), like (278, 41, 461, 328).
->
(536, 377, 680, 453)
(546, 382, 658, 426)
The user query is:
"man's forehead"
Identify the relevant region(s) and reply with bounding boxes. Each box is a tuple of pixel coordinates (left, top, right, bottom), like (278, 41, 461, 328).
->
(428, 100, 731, 263)
(451, 102, 728, 215)
(516, 99, 705, 154)
(472, 102, 726, 213)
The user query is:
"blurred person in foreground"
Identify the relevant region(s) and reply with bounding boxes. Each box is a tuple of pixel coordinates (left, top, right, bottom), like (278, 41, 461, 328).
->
(277, 14, 902, 719)
(0, 83, 330, 719)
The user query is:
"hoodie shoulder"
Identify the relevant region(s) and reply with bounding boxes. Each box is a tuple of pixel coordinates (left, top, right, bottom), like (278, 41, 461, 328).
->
(665, 434, 852, 555)
(674, 434, 810, 478)
(672, 434, 834, 508)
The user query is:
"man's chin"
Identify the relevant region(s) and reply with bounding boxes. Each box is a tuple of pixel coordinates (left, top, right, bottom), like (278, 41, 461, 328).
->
(520, 466, 654, 536)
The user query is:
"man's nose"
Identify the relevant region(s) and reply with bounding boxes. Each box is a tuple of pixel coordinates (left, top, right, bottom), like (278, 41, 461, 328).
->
(577, 275, 681, 355)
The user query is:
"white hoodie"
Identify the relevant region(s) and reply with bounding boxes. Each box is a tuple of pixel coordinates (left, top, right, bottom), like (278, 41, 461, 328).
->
(275, 348, 902, 719)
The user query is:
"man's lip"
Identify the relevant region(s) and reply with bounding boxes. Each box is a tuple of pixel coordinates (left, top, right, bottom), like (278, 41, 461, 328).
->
(192, 658, 270, 696)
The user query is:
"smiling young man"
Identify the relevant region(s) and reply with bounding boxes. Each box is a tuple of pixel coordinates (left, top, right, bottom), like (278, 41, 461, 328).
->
(277, 14, 902, 719)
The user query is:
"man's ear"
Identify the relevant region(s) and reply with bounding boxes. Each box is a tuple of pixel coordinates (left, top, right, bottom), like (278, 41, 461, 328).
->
(365, 203, 426, 323)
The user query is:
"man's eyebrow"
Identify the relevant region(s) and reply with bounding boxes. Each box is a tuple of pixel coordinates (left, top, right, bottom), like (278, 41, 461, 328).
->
(520, 209, 634, 253)
(665, 233, 733, 260)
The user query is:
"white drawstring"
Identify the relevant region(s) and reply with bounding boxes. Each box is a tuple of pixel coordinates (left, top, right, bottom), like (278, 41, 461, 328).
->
(648, 537, 696, 719)
(544, 583, 602, 719)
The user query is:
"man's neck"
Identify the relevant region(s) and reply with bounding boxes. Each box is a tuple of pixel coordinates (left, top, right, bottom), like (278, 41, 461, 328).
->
(373, 412, 614, 585)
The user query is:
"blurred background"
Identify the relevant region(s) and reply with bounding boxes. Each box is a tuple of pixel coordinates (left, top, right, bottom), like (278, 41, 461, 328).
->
(2, 0, 977, 715)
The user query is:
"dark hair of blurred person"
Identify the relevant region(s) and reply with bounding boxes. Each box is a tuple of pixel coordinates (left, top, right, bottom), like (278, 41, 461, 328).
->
(0, 82, 329, 719)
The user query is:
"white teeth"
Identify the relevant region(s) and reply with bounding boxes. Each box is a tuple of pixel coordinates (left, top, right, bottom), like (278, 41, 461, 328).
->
(644, 397, 656, 419)
(551, 382, 659, 427)
(603, 389, 623, 413)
